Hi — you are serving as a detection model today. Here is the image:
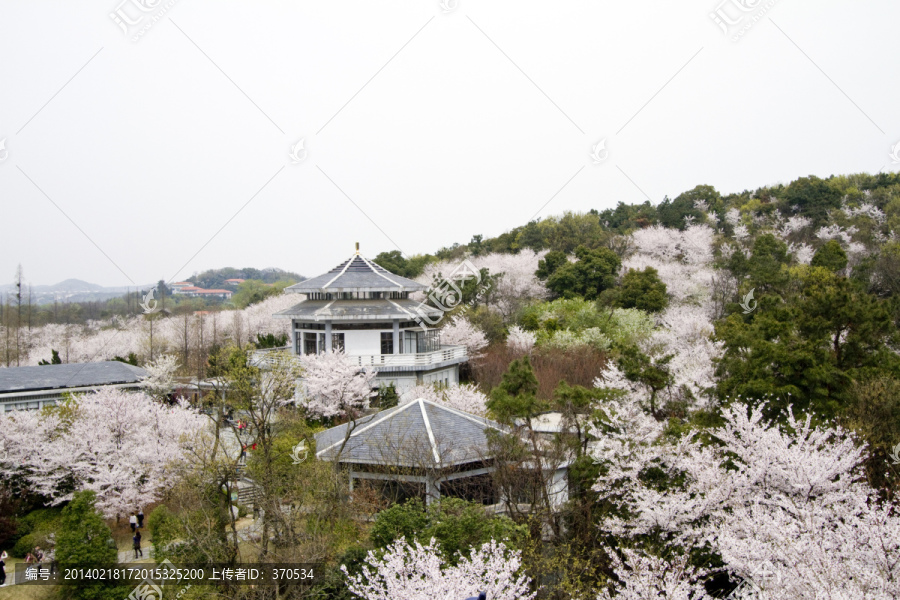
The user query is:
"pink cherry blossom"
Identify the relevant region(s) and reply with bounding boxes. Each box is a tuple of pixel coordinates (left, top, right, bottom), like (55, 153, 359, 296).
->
(344, 537, 534, 600)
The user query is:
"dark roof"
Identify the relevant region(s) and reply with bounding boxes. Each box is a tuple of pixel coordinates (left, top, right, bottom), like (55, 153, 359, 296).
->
(0, 361, 148, 394)
(274, 298, 441, 321)
(315, 398, 509, 468)
(286, 254, 427, 294)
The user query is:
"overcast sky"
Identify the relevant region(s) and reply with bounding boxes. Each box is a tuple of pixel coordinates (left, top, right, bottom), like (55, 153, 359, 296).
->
(1, 0, 898, 288)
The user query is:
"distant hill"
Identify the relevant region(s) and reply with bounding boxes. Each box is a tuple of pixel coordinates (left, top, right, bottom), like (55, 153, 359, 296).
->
(189, 267, 305, 290)
(1, 268, 305, 305)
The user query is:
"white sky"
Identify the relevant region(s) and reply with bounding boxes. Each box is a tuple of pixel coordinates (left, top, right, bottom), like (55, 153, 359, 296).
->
(1, 0, 898, 287)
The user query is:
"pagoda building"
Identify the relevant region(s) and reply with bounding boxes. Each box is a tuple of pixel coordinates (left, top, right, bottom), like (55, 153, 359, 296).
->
(274, 245, 467, 398)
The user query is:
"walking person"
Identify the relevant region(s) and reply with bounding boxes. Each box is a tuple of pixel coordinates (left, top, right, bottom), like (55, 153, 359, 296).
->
(137, 508, 144, 529)
(0, 550, 7, 586)
(133, 530, 142, 559)
(45, 547, 56, 575)
(129, 512, 137, 533)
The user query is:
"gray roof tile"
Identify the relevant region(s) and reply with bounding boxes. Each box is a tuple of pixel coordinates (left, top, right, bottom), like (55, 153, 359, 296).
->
(0, 361, 148, 394)
(274, 298, 441, 321)
(315, 399, 509, 468)
(286, 255, 427, 294)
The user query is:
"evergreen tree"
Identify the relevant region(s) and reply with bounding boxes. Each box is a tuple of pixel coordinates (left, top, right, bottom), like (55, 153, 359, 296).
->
(618, 267, 669, 313)
(545, 246, 620, 300)
(55, 491, 122, 600)
(811, 239, 848, 273)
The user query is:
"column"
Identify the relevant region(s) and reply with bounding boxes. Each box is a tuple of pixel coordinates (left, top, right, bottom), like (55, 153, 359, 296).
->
(290, 322, 298, 355)
(325, 321, 333, 351)
(425, 473, 440, 505)
(393, 319, 400, 355)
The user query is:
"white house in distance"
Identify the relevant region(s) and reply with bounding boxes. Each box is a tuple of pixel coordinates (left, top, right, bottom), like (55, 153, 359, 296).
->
(273, 245, 467, 399)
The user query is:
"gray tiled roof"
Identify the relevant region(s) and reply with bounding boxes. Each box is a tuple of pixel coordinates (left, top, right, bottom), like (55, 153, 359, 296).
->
(315, 399, 509, 468)
(285, 255, 427, 294)
(0, 361, 148, 394)
(274, 298, 441, 321)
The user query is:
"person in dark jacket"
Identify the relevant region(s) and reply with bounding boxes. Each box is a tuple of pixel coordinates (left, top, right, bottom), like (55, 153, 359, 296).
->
(133, 531, 143, 559)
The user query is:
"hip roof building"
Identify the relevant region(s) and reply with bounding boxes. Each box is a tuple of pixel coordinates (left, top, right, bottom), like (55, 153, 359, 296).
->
(0, 361, 148, 412)
(272, 245, 467, 399)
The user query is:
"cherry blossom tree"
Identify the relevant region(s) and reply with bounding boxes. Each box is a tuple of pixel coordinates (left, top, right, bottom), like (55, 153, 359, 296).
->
(140, 353, 179, 401)
(15, 293, 298, 367)
(417, 251, 549, 319)
(440, 316, 489, 359)
(506, 326, 536, 354)
(405, 383, 488, 416)
(298, 350, 376, 419)
(597, 549, 711, 600)
(0, 388, 206, 518)
(344, 537, 534, 600)
(590, 399, 900, 598)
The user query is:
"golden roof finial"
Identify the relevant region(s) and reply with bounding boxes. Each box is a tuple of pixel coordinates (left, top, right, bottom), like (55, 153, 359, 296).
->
(355, 242, 360, 256)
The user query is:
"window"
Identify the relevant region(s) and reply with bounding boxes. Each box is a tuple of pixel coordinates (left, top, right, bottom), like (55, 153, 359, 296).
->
(380, 332, 394, 355)
(332, 333, 345, 352)
(402, 330, 440, 353)
(303, 332, 318, 355)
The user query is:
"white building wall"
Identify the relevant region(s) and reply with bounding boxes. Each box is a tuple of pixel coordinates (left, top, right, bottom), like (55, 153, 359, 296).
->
(378, 373, 420, 401)
(342, 330, 383, 355)
(548, 467, 569, 509)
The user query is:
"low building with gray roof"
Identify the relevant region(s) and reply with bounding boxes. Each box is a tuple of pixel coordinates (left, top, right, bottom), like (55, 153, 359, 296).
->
(315, 398, 570, 509)
(0, 361, 148, 412)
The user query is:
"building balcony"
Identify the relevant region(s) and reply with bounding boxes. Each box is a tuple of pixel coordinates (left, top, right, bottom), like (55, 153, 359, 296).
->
(251, 345, 468, 373)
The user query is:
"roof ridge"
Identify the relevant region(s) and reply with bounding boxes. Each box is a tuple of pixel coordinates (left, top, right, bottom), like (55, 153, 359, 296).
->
(320, 257, 357, 290)
(419, 398, 507, 432)
(357, 255, 404, 288)
(315, 401, 417, 457)
(418, 398, 441, 465)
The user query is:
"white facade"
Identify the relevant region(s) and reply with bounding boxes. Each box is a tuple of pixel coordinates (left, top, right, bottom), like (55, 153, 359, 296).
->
(273, 250, 468, 394)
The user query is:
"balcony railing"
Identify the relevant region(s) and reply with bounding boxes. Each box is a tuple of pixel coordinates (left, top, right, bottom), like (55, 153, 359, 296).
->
(251, 345, 467, 370)
(347, 345, 467, 368)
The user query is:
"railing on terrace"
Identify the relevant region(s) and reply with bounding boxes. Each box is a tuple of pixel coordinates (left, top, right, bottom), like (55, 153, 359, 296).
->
(251, 345, 467, 369)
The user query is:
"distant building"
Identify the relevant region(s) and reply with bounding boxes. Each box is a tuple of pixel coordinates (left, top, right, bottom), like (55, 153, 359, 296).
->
(271, 245, 467, 399)
(193, 289, 233, 299)
(0, 361, 148, 412)
(172, 285, 200, 295)
(224, 279, 246, 286)
(172, 285, 233, 299)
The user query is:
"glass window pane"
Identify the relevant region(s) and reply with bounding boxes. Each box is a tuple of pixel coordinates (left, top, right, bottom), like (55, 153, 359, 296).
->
(332, 333, 345, 352)
(380, 332, 393, 354)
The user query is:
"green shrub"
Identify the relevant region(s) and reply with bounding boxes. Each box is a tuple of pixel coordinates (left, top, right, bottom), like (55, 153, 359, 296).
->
(370, 498, 528, 563)
(10, 507, 62, 557)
